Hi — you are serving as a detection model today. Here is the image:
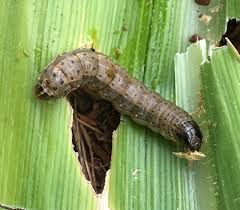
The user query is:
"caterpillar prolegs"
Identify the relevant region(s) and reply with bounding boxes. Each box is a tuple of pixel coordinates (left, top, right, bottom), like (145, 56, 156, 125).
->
(35, 48, 205, 160)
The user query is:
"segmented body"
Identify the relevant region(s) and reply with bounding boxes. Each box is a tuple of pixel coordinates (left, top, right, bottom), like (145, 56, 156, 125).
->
(35, 48, 202, 151)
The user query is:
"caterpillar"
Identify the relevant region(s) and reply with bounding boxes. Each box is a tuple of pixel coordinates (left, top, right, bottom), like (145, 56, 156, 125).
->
(35, 48, 205, 160)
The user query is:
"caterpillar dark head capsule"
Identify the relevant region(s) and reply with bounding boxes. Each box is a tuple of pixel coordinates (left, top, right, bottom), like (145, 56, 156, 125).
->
(177, 121, 203, 151)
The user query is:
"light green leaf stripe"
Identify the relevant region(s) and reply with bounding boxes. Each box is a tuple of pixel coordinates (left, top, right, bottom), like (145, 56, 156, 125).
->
(0, 0, 99, 209)
(0, 0, 142, 209)
(226, 0, 240, 18)
(175, 40, 218, 210)
(202, 44, 240, 210)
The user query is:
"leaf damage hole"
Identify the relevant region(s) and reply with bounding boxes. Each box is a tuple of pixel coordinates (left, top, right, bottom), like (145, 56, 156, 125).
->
(67, 88, 120, 194)
(219, 18, 240, 54)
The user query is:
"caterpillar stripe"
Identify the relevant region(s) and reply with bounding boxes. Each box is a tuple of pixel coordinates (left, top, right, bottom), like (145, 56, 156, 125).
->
(35, 48, 203, 154)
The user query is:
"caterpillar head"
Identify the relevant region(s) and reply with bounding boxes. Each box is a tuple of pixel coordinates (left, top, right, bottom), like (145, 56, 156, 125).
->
(35, 55, 72, 100)
(178, 121, 203, 151)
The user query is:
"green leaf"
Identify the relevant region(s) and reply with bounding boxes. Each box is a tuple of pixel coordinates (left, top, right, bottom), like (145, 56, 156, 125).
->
(0, 1, 97, 209)
(1, 0, 240, 210)
(202, 43, 240, 210)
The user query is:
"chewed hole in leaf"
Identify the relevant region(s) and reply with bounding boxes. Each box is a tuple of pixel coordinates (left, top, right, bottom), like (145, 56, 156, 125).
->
(219, 18, 240, 54)
(67, 88, 120, 194)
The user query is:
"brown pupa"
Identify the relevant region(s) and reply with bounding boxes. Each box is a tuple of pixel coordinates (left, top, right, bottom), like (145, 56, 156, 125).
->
(35, 48, 204, 160)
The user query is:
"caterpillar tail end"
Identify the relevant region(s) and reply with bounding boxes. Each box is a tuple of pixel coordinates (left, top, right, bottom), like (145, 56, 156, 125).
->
(173, 151, 206, 161)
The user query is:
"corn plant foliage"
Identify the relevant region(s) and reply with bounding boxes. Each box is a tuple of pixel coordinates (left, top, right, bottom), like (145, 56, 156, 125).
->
(0, 0, 240, 210)
(202, 44, 240, 210)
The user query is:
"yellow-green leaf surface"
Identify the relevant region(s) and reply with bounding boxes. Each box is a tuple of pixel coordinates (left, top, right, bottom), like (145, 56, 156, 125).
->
(174, 40, 218, 210)
(0, 0, 240, 210)
(202, 44, 240, 210)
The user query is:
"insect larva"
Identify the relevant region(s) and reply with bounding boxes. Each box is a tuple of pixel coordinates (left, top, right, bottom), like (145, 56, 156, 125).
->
(35, 48, 203, 156)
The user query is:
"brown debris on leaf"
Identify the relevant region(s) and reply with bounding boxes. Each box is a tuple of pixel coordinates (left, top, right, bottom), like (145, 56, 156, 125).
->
(195, 0, 210, 6)
(219, 19, 240, 54)
(173, 151, 206, 161)
(189, 34, 202, 43)
(0, 203, 25, 210)
(114, 48, 122, 60)
(67, 89, 120, 194)
(198, 14, 212, 24)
